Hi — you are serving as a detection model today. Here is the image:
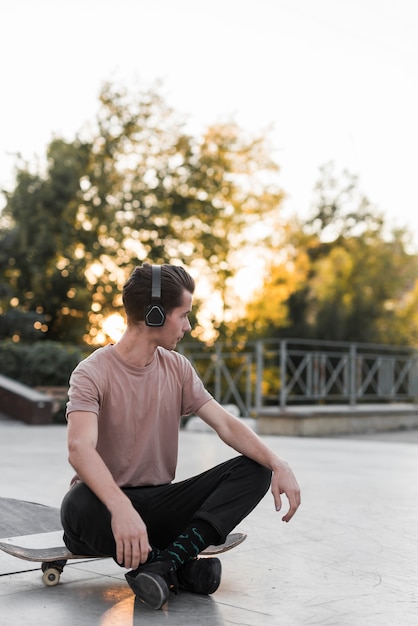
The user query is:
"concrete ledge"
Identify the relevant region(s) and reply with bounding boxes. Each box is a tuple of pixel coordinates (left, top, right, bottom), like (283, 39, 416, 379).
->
(256, 403, 418, 436)
(0, 374, 54, 425)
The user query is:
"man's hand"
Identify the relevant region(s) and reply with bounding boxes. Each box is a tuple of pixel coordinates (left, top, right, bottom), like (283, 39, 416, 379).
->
(110, 500, 150, 570)
(271, 461, 301, 522)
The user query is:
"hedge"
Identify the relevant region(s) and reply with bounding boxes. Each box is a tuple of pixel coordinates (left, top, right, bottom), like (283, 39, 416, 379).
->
(0, 340, 83, 387)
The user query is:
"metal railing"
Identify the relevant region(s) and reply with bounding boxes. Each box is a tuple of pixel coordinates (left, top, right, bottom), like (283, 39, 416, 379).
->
(179, 339, 418, 415)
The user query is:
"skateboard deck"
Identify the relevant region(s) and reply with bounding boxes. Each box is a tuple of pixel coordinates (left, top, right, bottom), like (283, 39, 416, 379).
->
(0, 531, 246, 563)
(0, 497, 246, 586)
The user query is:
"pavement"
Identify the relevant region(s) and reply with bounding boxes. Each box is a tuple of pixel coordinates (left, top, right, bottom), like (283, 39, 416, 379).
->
(0, 414, 418, 625)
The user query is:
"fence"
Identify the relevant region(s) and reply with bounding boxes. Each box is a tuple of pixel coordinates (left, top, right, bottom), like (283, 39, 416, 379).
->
(179, 338, 418, 416)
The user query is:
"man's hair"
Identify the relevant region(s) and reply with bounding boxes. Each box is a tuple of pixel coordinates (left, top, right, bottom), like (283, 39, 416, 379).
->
(122, 263, 195, 324)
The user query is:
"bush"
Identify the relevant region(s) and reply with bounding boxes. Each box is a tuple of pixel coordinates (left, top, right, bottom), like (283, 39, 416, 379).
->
(0, 340, 82, 387)
(0, 342, 29, 380)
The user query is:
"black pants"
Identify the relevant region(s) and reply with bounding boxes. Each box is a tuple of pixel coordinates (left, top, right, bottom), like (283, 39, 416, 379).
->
(60, 456, 272, 559)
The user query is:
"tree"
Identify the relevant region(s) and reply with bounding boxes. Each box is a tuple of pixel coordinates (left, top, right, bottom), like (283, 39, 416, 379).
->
(0, 140, 94, 343)
(239, 163, 418, 346)
(0, 81, 284, 345)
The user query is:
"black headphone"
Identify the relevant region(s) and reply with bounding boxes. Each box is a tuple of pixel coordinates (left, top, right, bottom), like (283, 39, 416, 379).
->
(144, 265, 166, 327)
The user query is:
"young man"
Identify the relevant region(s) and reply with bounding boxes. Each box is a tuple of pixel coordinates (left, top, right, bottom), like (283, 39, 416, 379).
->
(61, 263, 301, 610)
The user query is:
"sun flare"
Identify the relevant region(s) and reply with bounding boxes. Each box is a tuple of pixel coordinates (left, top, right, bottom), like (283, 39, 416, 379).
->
(102, 313, 126, 342)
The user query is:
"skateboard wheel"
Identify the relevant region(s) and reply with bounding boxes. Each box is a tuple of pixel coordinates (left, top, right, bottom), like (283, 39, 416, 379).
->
(42, 567, 61, 586)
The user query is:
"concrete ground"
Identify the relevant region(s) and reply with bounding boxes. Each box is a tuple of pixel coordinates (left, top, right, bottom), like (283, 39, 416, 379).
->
(0, 414, 417, 625)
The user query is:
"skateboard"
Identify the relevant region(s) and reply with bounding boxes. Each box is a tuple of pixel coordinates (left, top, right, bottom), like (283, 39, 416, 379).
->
(0, 497, 246, 586)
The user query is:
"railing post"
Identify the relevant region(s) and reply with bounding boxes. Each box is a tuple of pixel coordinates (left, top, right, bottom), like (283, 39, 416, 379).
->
(245, 354, 252, 414)
(280, 340, 287, 409)
(255, 341, 263, 411)
(214, 344, 221, 401)
(349, 343, 357, 406)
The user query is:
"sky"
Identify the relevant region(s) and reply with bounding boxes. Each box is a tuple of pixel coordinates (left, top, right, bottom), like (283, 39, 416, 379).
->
(1, 0, 418, 250)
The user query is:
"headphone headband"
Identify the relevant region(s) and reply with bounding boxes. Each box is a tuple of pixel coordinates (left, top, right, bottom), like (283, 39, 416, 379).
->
(151, 264, 161, 300)
(145, 265, 166, 327)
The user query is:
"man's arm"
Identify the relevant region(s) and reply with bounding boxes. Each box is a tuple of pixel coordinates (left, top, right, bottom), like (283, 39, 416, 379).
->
(66, 411, 150, 569)
(196, 399, 301, 522)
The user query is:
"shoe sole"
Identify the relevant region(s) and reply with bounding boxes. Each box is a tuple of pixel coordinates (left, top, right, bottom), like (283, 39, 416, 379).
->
(125, 571, 169, 610)
(197, 558, 222, 594)
(179, 558, 222, 595)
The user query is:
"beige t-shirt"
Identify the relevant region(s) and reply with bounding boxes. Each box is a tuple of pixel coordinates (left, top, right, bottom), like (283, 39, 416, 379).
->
(66, 345, 212, 487)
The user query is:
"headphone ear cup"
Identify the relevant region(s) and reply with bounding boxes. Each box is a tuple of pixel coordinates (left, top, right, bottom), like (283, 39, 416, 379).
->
(145, 303, 166, 327)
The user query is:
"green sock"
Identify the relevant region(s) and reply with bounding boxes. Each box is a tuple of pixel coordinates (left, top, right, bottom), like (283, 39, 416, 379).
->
(147, 546, 163, 563)
(150, 520, 219, 571)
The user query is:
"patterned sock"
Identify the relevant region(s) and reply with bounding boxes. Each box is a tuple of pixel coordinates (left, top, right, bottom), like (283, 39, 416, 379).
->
(146, 546, 163, 563)
(149, 520, 219, 571)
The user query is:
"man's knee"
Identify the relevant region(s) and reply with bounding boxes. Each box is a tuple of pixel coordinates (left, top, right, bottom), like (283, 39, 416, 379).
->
(61, 483, 107, 531)
(235, 456, 272, 498)
(61, 483, 114, 557)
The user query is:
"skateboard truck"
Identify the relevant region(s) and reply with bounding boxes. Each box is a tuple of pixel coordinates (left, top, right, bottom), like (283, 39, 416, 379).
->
(41, 559, 67, 586)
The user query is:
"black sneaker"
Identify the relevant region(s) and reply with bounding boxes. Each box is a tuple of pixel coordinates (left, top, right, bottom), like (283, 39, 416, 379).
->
(177, 557, 222, 595)
(125, 561, 177, 610)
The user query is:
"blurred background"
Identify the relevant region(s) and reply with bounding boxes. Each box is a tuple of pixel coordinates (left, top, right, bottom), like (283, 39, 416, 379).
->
(1, 0, 417, 381)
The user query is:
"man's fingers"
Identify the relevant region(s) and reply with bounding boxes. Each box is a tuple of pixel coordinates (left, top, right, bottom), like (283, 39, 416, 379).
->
(116, 541, 124, 566)
(116, 538, 141, 569)
(116, 538, 129, 567)
(129, 541, 142, 569)
(274, 493, 282, 512)
(281, 489, 301, 522)
(282, 504, 297, 523)
(139, 538, 151, 565)
(271, 461, 301, 523)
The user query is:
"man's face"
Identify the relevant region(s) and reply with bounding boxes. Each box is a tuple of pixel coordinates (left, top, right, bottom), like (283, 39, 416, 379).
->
(157, 289, 192, 350)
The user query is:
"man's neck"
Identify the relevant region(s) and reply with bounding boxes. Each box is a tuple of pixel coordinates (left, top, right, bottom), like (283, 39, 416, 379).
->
(113, 329, 156, 367)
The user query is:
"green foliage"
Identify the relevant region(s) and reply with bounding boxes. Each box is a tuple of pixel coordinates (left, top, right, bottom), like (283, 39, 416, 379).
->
(239, 162, 418, 347)
(0, 81, 283, 345)
(0, 341, 82, 387)
(2, 83, 418, 350)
